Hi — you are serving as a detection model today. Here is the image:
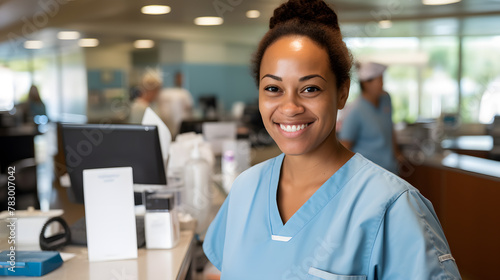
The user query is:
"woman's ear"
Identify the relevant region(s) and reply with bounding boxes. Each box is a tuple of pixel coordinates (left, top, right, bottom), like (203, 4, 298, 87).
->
(337, 80, 350, 110)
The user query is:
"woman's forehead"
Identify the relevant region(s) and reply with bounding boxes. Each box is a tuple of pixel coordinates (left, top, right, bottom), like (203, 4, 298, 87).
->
(260, 36, 332, 78)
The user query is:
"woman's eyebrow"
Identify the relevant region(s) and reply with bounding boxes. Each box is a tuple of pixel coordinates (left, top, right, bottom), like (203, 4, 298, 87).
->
(261, 74, 282, 81)
(261, 74, 326, 82)
(299, 74, 326, 82)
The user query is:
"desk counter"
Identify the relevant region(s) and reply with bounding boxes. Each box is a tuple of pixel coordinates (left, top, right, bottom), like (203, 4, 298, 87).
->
(2, 230, 195, 280)
(401, 153, 499, 280)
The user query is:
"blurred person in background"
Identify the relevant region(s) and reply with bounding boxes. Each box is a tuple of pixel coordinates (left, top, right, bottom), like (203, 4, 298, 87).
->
(129, 71, 162, 124)
(339, 62, 403, 174)
(157, 71, 193, 138)
(19, 85, 48, 123)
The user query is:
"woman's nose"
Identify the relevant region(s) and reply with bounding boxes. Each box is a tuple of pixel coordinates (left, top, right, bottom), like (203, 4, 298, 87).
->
(278, 94, 305, 116)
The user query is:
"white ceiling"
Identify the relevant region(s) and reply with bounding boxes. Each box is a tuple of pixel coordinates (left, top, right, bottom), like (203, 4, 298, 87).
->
(1, 0, 500, 49)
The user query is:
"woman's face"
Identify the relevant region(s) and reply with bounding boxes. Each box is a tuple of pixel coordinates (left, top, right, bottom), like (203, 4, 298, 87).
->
(259, 36, 349, 156)
(362, 75, 384, 97)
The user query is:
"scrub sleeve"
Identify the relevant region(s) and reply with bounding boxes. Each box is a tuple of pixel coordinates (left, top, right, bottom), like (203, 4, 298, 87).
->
(369, 189, 460, 279)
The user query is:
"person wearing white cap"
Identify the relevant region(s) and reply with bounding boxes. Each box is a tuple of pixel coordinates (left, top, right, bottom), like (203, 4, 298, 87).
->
(339, 62, 403, 174)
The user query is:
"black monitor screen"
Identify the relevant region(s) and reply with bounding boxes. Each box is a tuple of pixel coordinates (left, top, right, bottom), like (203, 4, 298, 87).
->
(61, 123, 167, 204)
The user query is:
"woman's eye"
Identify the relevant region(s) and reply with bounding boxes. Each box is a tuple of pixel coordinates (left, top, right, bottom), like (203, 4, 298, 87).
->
(304, 86, 320, 93)
(264, 86, 280, 92)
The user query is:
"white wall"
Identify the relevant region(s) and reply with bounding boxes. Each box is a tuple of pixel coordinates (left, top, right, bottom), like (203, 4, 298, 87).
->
(159, 40, 184, 64)
(84, 43, 132, 70)
(183, 41, 255, 65)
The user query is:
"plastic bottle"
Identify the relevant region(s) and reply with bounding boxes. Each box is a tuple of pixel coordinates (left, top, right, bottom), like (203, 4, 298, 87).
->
(222, 149, 237, 194)
(183, 143, 212, 235)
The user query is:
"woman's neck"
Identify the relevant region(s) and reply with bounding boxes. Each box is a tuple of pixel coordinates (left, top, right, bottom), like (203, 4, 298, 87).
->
(362, 92, 380, 107)
(281, 139, 353, 190)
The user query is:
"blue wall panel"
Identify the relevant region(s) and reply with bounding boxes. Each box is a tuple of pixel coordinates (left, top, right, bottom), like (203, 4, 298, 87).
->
(164, 63, 258, 111)
(87, 69, 125, 90)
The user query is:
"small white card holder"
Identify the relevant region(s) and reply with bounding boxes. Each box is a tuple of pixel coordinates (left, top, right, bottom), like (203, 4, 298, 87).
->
(83, 167, 138, 262)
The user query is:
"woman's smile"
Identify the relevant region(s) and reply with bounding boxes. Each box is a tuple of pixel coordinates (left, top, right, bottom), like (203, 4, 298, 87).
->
(279, 123, 308, 133)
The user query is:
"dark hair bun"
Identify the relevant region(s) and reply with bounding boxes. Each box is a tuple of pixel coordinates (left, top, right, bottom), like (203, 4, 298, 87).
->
(269, 0, 339, 30)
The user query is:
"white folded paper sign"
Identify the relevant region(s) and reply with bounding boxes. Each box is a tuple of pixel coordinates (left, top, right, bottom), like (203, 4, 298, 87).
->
(83, 167, 138, 262)
(142, 107, 171, 165)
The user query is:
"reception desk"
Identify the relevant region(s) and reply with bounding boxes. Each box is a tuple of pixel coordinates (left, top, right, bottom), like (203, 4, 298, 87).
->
(402, 153, 500, 280)
(1, 230, 195, 280)
(441, 135, 494, 159)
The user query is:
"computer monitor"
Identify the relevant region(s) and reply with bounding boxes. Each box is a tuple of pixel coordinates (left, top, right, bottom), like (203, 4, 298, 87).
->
(61, 123, 167, 204)
(198, 95, 217, 118)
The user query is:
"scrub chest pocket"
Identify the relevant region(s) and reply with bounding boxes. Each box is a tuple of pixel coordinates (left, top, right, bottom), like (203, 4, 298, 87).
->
(307, 267, 367, 280)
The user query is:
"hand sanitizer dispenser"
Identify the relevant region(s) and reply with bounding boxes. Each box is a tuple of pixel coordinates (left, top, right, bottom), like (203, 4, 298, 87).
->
(183, 143, 212, 235)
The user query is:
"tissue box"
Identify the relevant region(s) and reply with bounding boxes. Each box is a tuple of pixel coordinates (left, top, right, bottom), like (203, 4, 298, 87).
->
(0, 208, 64, 246)
(0, 251, 63, 276)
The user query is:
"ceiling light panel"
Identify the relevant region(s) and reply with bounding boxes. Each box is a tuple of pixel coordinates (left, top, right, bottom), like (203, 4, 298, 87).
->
(57, 31, 81, 40)
(24, 40, 44, 49)
(422, 0, 461, 5)
(378, 20, 393, 29)
(134, 39, 155, 48)
(141, 5, 171, 15)
(246, 10, 260, 19)
(79, 38, 99, 47)
(194, 17, 223, 26)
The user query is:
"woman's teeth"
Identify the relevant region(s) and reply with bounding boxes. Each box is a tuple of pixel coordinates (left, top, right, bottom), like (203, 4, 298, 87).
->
(279, 123, 308, 132)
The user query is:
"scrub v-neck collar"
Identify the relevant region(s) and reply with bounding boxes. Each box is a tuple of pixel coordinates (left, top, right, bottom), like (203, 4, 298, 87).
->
(268, 153, 365, 241)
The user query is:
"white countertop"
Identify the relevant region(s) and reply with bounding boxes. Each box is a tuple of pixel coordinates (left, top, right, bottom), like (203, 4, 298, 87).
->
(1, 230, 195, 280)
(441, 135, 494, 151)
(441, 153, 500, 179)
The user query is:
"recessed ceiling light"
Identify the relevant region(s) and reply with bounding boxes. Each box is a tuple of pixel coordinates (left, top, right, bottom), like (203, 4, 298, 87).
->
(24, 40, 43, 49)
(422, 0, 461, 5)
(194, 17, 223, 26)
(378, 20, 392, 29)
(57, 31, 80, 40)
(79, 38, 99, 47)
(134, 39, 155, 49)
(141, 5, 171, 15)
(246, 10, 260, 19)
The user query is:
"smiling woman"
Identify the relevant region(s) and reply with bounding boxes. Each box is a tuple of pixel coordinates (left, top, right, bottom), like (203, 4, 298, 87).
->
(203, 0, 462, 279)
(258, 36, 348, 158)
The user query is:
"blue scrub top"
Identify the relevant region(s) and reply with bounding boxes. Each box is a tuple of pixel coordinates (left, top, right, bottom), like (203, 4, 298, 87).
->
(203, 153, 461, 280)
(339, 94, 398, 174)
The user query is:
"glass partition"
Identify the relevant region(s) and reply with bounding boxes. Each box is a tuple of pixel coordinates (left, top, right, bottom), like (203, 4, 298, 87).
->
(420, 37, 459, 119)
(345, 36, 465, 124)
(461, 36, 500, 124)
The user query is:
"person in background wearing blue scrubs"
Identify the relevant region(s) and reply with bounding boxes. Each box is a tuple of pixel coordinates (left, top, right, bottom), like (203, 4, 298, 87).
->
(339, 62, 403, 175)
(203, 0, 461, 279)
